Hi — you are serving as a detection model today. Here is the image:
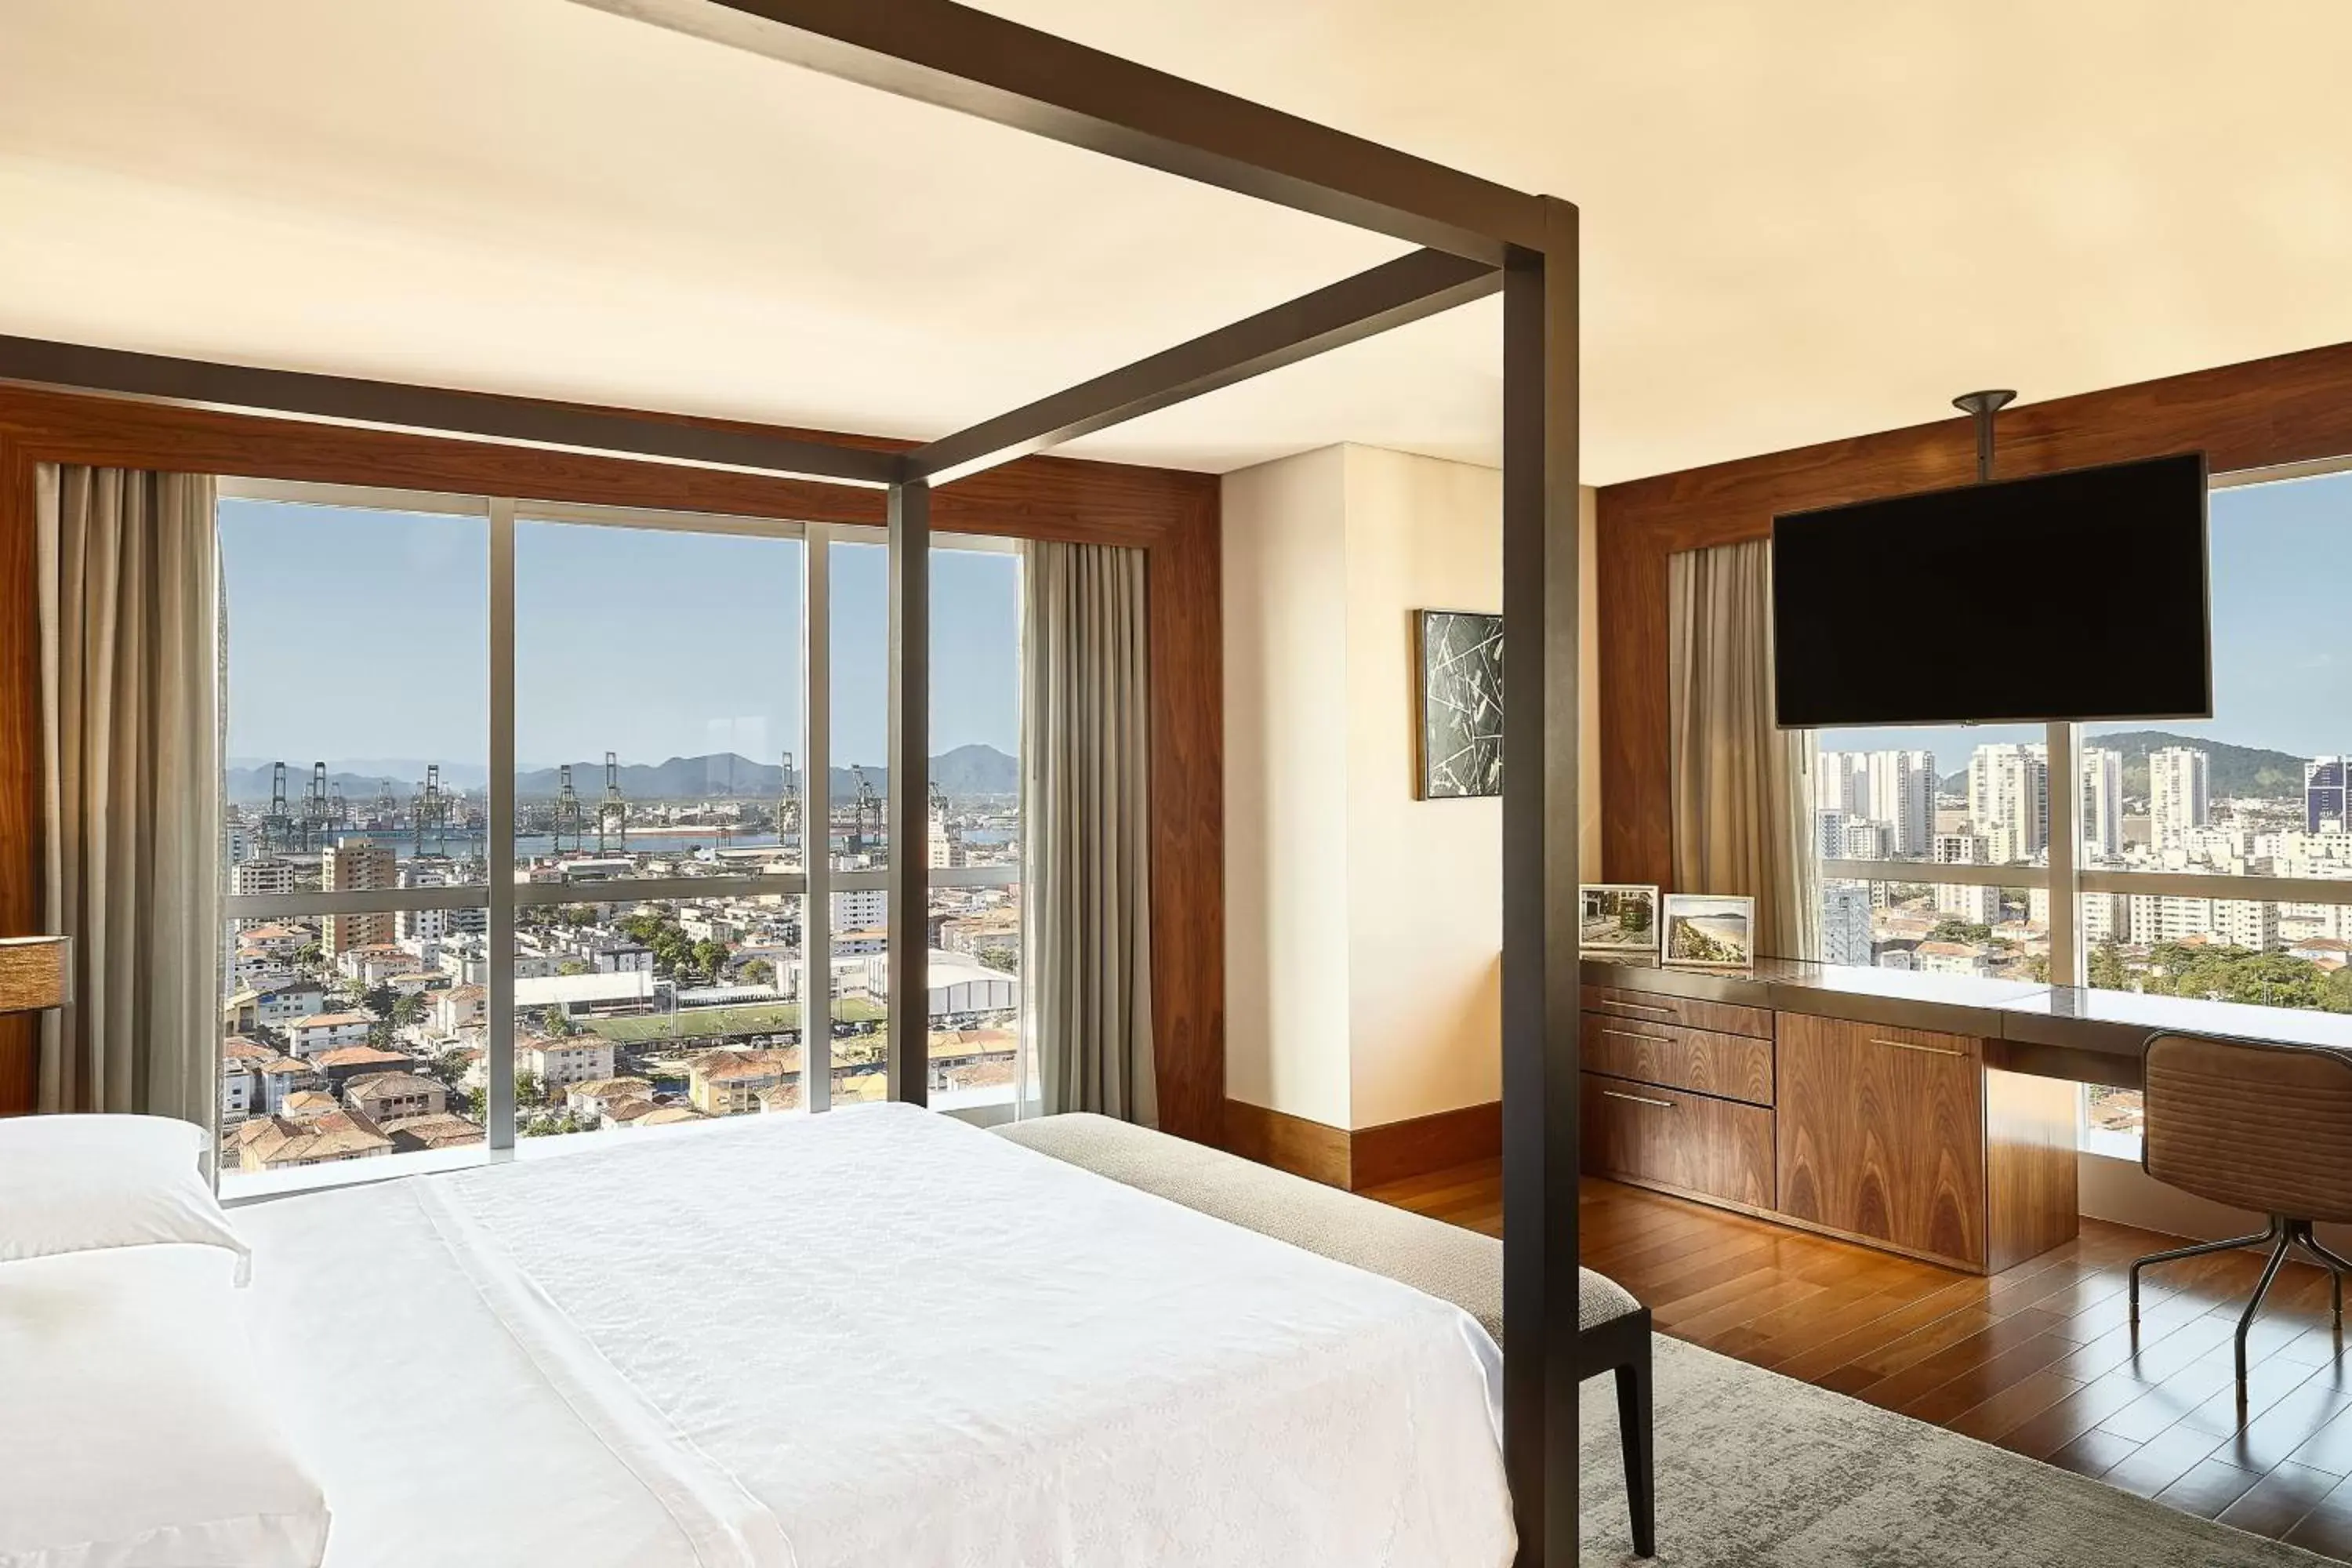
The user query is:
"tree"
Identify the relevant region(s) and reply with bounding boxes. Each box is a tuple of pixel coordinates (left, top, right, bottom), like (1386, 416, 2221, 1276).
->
(514, 1069, 543, 1107)
(978, 949, 1018, 975)
(741, 958, 776, 986)
(390, 993, 424, 1028)
(362, 982, 400, 1021)
(557, 960, 591, 978)
(1926, 920, 1992, 946)
(2088, 942, 2129, 992)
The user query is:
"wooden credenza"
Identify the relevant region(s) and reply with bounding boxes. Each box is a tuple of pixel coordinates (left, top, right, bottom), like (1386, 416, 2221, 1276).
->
(1581, 980, 2078, 1274)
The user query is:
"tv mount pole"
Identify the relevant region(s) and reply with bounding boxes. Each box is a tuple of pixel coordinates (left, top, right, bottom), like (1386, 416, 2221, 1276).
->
(1953, 388, 2017, 482)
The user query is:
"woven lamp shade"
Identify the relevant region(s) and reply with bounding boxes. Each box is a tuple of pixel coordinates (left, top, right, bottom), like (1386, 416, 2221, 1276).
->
(0, 935, 71, 1014)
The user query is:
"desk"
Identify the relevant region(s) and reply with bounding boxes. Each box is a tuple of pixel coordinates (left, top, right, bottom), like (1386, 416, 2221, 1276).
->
(1584, 956, 2352, 1091)
(1577, 957, 2352, 1273)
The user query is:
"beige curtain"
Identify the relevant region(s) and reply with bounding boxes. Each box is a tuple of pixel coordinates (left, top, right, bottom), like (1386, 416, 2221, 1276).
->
(1668, 539, 1818, 960)
(1021, 539, 1155, 1125)
(36, 464, 221, 1126)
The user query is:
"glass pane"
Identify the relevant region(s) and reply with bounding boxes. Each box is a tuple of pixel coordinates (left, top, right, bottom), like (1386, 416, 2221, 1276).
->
(510, 893, 814, 1134)
(1813, 728, 2047, 869)
(823, 887, 1023, 1112)
(2082, 467, 2352, 883)
(514, 520, 805, 881)
(2082, 896, 2352, 1013)
(220, 495, 489, 888)
(219, 906, 488, 1197)
(1817, 878, 2047, 981)
(932, 545, 1024, 870)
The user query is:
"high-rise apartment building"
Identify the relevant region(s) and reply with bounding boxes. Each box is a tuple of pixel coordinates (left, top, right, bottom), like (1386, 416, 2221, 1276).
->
(1968, 744, 2048, 861)
(2148, 746, 2210, 852)
(1815, 752, 1868, 815)
(321, 837, 397, 956)
(1865, 750, 1936, 858)
(2309, 757, 2350, 834)
(2080, 747, 2125, 861)
(1820, 882, 1872, 965)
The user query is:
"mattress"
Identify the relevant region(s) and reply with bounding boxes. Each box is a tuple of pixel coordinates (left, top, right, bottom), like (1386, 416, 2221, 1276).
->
(238, 1102, 1513, 1567)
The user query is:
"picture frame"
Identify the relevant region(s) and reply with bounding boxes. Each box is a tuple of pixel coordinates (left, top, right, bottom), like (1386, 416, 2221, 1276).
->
(1414, 608, 1504, 800)
(1661, 894, 1757, 969)
(1580, 884, 1660, 953)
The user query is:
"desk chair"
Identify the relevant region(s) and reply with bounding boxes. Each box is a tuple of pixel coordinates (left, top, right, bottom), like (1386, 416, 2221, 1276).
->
(2129, 1032, 2352, 1391)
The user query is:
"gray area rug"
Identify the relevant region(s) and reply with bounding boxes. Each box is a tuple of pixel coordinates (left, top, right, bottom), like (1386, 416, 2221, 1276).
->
(1584, 1336, 2329, 1566)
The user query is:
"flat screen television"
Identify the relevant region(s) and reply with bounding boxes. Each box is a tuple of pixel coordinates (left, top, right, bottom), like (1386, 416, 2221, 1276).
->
(1771, 452, 2212, 729)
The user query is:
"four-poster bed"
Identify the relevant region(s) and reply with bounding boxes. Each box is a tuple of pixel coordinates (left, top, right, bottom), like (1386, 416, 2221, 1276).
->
(0, 0, 1583, 1557)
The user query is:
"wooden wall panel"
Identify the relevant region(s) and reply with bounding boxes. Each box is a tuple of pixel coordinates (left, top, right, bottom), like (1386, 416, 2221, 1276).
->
(1595, 339, 2352, 889)
(0, 387, 1222, 1138)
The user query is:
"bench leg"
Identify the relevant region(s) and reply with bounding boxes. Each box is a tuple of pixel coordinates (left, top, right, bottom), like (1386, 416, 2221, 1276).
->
(1615, 1350, 1655, 1558)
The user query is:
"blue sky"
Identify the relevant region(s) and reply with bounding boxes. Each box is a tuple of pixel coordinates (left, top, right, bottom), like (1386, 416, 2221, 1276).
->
(219, 499, 1021, 771)
(1819, 468, 2352, 767)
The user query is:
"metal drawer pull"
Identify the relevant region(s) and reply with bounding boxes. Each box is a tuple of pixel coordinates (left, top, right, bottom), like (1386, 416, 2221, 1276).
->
(1601, 1090, 1677, 1110)
(1599, 1001, 1673, 1018)
(1602, 1028, 1673, 1044)
(1872, 1037, 1965, 1058)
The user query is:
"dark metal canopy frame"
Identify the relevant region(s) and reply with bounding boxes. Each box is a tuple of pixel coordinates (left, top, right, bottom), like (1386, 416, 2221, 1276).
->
(0, 0, 1583, 1556)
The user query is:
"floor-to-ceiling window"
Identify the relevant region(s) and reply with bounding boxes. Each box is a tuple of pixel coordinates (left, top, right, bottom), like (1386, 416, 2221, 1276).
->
(1811, 461, 2352, 1152)
(216, 481, 1022, 1192)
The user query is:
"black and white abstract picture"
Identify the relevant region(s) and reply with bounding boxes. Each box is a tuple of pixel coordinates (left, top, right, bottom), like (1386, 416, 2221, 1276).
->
(1416, 609, 1504, 799)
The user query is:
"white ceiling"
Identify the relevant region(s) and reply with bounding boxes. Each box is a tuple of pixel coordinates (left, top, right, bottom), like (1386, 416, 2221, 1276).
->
(3, 0, 2350, 483)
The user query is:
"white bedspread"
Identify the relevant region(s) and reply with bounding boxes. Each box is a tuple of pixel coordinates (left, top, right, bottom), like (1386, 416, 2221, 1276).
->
(240, 1104, 1513, 1568)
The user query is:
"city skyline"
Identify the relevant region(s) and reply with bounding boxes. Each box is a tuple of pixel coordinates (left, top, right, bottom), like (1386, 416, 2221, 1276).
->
(220, 498, 1023, 770)
(1818, 467, 2352, 762)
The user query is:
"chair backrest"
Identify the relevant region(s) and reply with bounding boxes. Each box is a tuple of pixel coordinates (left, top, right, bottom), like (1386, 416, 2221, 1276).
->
(2143, 1032, 2352, 1223)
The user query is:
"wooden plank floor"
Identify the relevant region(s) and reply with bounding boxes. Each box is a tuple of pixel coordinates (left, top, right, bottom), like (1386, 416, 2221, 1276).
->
(1366, 1162, 2352, 1559)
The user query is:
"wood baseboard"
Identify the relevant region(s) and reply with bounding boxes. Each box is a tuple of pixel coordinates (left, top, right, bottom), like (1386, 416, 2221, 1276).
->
(1223, 1098, 1502, 1191)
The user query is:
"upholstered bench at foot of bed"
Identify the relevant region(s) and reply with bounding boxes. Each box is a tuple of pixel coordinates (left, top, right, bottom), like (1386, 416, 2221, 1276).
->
(993, 1112, 1656, 1559)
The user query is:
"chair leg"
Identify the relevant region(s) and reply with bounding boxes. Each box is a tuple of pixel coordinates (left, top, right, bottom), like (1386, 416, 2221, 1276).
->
(1615, 1352, 1655, 1559)
(2130, 1218, 2282, 1326)
(2290, 1223, 2351, 1329)
(2237, 1229, 2295, 1393)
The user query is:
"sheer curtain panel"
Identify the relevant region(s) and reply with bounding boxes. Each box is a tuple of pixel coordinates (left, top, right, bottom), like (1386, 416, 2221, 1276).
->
(1021, 539, 1156, 1124)
(1668, 538, 1818, 961)
(36, 463, 221, 1125)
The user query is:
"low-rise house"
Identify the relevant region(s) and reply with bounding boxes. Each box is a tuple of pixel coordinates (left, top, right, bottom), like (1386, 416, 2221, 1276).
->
(380, 1112, 486, 1152)
(222, 978, 328, 1033)
(336, 944, 413, 985)
(283, 1011, 376, 1058)
(521, 1034, 615, 1091)
(345, 1071, 448, 1124)
(256, 1054, 324, 1114)
(310, 1044, 417, 1090)
(630, 1105, 707, 1129)
(688, 1047, 798, 1116)
(220, 1035, 277, 1123)
(227, 1109, 393, 1172)
(565, 1076, 653, 1125)
(1915, 940, 1990, 978)
(434, 984, 488, 1035)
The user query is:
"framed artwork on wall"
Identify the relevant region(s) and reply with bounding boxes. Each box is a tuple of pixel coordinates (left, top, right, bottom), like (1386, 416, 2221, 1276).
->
(1415, 608, 1504, 800)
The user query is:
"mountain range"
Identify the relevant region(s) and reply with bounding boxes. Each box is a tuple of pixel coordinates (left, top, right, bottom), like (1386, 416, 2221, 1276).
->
(225, 744, 1018, 803)
(1936, 730, 2314, 801)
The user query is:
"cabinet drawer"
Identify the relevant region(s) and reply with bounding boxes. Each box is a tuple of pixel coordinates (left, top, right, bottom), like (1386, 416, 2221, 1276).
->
(1582, 1012, 1773, 1106)
(1582, 1072, 1776, 1210)
(1582, 983, 1773, 1040)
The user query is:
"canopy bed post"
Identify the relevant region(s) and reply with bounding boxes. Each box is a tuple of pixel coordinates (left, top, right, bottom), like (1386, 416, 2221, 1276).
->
(887, 474, 931, 1106)
(1501, 194, 1583, 1566)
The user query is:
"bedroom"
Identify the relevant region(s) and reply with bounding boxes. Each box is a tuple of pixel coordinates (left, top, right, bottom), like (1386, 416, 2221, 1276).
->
(6, 2, 2352, 1565)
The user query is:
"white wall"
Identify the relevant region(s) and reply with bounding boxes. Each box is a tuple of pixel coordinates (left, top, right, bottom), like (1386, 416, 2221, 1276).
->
(1223, 441, 1601, 1134)
(1221, 447, 1355, 1129)
(1341, 446, 1504, 1127)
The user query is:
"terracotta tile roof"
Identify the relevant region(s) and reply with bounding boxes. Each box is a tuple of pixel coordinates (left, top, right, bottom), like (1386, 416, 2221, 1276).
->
(634, 1105, 708, 1126)
(380, 1112, 485, 1150)
(312, 1045, 412, 1071)
(345, 1071, 443, 1102)
(290, 1011, 375, 1031)
(237, 1109, 393, 1167)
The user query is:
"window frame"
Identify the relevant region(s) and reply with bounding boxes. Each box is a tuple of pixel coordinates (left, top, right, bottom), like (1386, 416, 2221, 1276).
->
(216, 477, 1025, 1173)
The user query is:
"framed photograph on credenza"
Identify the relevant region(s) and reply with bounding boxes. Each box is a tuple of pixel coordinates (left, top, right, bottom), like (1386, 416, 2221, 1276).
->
(1661, 894, 1757, 969)
(1580, 884, 1660, 953)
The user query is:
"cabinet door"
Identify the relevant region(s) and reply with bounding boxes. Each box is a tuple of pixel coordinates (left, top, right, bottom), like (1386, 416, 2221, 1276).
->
(1776, 1014, 1985, 1268)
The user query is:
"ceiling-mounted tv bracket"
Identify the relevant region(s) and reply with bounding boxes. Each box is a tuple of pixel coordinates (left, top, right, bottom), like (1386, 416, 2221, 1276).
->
(1953, 389, 2018, 482)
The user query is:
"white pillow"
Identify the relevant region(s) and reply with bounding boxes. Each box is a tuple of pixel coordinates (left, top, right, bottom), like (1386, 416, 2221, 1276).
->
(0, 1243, 331, 1567)
(0, 1113, 251, 1283)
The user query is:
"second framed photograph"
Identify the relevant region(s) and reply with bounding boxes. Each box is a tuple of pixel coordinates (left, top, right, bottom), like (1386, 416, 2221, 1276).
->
(1661, 894, 1757, 969)
(1580, 884, 1659, 953)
